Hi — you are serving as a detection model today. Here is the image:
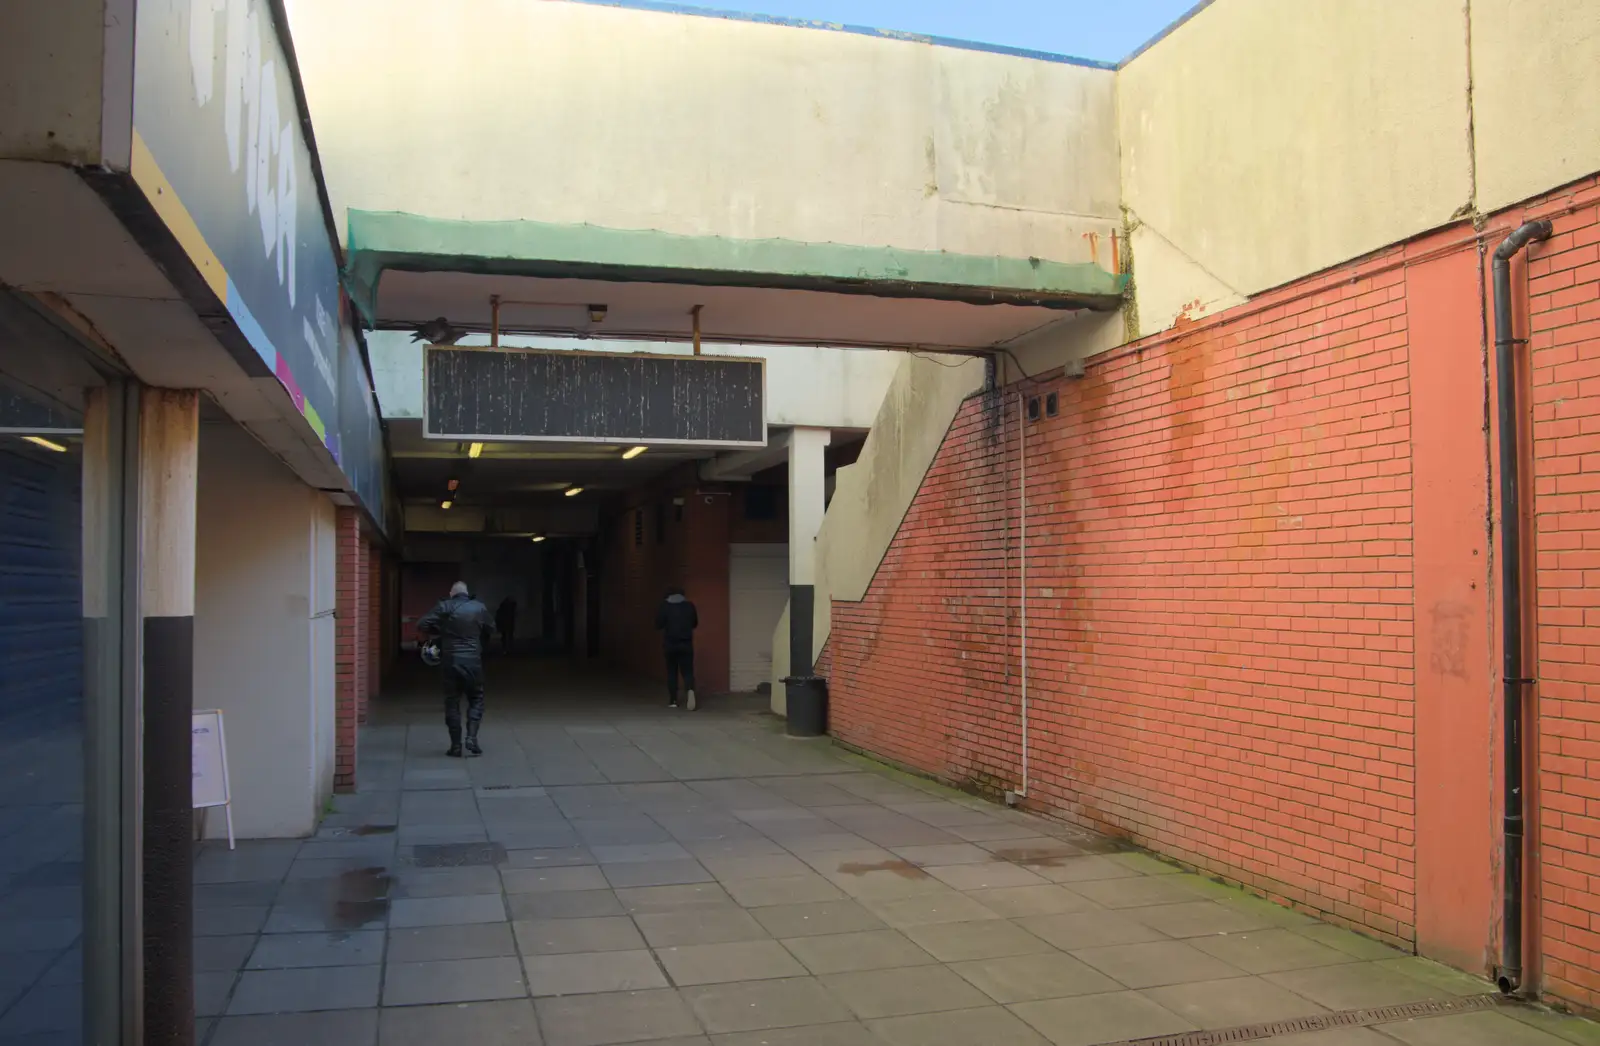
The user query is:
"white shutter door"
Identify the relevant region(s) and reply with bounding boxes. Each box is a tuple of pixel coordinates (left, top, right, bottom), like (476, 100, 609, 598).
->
(728, 543, 789, 692)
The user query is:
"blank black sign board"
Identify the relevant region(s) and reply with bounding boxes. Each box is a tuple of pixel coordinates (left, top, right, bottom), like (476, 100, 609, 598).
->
(424, 347, 766, 448)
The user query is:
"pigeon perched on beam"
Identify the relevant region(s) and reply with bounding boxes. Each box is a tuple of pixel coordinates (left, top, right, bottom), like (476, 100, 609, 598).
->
(411, 317, 465, 344)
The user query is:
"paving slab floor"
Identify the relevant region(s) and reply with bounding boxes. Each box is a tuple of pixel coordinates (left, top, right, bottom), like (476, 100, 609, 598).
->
(192, 660, 1600, 1046)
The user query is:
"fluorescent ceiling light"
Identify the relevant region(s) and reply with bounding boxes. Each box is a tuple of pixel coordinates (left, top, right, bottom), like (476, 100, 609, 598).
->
(622, 446, 647, 460)
(440, 499, 453, 510)
(564, 486, 583, 497)
(22, 436, 66, 452)
(468, 442, 483, 458)
(531, 535, 546, 543)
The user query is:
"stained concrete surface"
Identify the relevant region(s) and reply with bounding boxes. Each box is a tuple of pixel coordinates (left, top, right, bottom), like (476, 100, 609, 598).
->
(191, 661, 1600, 1046)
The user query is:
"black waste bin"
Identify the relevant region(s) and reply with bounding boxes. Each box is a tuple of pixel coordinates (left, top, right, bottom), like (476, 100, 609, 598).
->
(783, 675, 828, 737)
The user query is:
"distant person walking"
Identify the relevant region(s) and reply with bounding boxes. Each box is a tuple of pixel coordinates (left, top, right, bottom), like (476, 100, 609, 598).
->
(418, 582, 492, 757)
(495, 596, 518, 654)
(655, 586, 698, 710)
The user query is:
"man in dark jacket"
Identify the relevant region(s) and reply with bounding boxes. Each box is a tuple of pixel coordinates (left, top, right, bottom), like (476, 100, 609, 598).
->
(495, 596, 517, 654)
(417, 581, 493, 756)
(655, 586, 698, 710)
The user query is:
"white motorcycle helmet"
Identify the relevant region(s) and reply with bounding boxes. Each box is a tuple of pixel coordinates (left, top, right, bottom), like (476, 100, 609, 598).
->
(420, 639, 442, 667)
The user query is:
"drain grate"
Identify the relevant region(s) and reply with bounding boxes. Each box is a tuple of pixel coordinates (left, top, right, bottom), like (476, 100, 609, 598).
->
(1099, 994, 1501, 1045)
(408, 842, 508, 868)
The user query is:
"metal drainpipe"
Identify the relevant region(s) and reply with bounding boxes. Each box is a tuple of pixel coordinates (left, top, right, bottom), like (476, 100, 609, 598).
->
(1011, 390, 1030, 803)
(1492, 218, 1553, 996)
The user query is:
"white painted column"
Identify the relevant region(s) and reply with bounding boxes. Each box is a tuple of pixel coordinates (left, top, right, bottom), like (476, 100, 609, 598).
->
(785, 427, 829, 677)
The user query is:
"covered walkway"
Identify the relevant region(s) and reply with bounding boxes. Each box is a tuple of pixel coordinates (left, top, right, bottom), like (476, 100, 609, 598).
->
(187, 670, 1576, 1046)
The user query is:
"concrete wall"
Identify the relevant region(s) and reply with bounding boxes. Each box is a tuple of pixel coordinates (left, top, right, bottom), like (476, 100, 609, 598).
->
(770, 352, 986, 710)
(195, 419, 336, 839)
(285, 0, 1121, 265)
(1119, 0, 1600, 337)
(1471, 0, 1600, 211)
(0, 0, 112, 164)
(367, 331, 902, 432)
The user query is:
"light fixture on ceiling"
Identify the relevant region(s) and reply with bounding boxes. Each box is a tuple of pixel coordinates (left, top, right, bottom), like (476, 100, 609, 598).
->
(622, 446, 647, 460)
(564, 486, 583, 497)
(447, 478, 460, 491)
(531, 535, 546, 543)
(468, 442, 483, 458)
(22, 436, 66, 453)
(588, 304, 608, 324)
(440, 499, 453, 510)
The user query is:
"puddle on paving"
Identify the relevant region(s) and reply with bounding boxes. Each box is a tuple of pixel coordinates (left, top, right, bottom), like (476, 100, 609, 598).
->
(330, 866, 391, 930)
(349, 824, 396, 836)
(988, 847, 1077, 868)
(835, 859, 930, 880)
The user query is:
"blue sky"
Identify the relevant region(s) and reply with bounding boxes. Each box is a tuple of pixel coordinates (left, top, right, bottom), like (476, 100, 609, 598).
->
(637, 0, 1204, 64)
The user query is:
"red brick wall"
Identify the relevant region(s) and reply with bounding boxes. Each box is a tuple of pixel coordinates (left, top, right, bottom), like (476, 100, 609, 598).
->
(334, 507, 363, 793)
(599, 491, 732, 694)
(365, 547, 382, 719)
(826, 175, 1600, 1010)
(1526, 179, 1600, 1009)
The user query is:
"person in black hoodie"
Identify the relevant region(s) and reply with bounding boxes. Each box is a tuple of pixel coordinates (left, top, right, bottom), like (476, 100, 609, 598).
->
(655, 586, 699, 710)
(417, 581, 493, 756)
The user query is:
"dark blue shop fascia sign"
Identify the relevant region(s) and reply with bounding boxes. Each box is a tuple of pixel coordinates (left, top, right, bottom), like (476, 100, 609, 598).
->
(129, 0, 387, 526)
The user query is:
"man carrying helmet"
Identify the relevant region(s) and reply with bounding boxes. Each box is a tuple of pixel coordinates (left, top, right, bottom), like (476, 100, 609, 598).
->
(417, 581, 493, 757)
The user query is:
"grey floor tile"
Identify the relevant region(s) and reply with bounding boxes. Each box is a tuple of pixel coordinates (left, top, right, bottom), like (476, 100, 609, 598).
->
(1188, 928, 1357, 974)
(966, 885, 1102, 918)
(890, 843, 998, 867)
(780, 929, 935, 975)
(195, 935, 257, 972)
(388, 893, 506, 928)
(602, 860, 715, 889)
(1291, 925, 1405, 961)
(821, 965, 992, 1019)
(1265, 962, 1449, 1011)
(710, 1022, 877, 1045)
(207, 1008, 378, 1046)
(1072, 939, 1247, 989)
(699, 853, 812, 881)
(195, 971, 236, 1017)
(657, 940, 807, 985)
(1370, 957, 1493, 996)
(590, 842, 693, 864)
(865, 893, 1003, 928)
(868, 1005, 1051, 1045)
(383, 956, 528, 1005)
(503, 846, 596, 869)
(950, 952, 1123, 1003)
(226, 965, 381, 1014)
(386, 922, 517, 963)
(196, 906, 270, 937)
(1019, 910, 1169, 951)
(524, 950, 668, 996)
(1125, 899, 1280, 938)
(502, 866, 611, 894)
(925, 863, 1049, 891)
(684, 977, 853, 1033)
(636, 908, 769, 947)
(1011, 990, 1195, 1046)
(1380, 1011, 1577, 1046)
(195, 881, 282, 908)
(901, 919, 1055, 962)
(536, 989, 702, 1046)
(752, 900, 886, 938)
(509, 889, 628, 921)
(1026, 855, 1144, 883)
(1143, 975, 1328, 1027)
(616, 883, 738, 914)
(1066, 875, 1210, 909)
(513, 916, 646, 955)
(377, 999, 543, 1046)
(721, 874, 846, 908)
(391, 866, 503, 898)
(247, 930, 384, 969)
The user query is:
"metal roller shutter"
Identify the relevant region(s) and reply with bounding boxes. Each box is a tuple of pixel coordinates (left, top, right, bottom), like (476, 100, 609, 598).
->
(0, 441, 81, 733)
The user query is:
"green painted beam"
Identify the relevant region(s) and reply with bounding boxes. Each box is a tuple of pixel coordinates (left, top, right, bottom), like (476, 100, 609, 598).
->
(344, 209, 1128, 326)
